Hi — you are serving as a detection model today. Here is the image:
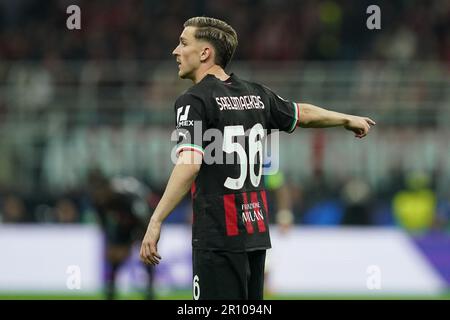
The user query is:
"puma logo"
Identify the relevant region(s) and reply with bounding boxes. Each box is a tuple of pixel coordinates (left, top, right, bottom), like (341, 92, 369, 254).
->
(178, 131, 187, 140)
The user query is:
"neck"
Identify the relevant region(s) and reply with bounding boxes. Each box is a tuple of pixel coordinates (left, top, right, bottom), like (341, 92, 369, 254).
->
(193, 64, 229, 84)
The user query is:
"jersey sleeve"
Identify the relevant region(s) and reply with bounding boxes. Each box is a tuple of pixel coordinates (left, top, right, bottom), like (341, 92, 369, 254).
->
(173, 93, 206, 157)
(263, 86, 300, 133)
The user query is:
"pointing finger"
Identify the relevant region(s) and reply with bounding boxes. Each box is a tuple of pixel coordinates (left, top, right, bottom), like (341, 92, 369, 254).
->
(366, 118, 376, 126)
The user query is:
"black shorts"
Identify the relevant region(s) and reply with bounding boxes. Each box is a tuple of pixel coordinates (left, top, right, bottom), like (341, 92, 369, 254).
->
(192, 249, 266, 300)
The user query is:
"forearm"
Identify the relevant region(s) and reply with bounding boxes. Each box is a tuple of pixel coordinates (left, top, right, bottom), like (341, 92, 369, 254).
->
(150, 159, 200, 224)
(298, 103, 351, 128)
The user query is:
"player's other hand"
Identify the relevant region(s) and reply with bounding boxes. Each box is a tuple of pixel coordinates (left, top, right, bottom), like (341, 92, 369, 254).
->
(344, 116, 376, 138)
(276, 209, 294, 235)
(140, 218, 162, 266)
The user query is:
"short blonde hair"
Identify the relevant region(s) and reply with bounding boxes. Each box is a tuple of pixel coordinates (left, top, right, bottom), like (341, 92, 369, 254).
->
(184, 17, 238, 68)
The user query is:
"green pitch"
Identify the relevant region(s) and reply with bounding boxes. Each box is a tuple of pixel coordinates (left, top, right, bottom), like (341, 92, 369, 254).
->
(1, 290, 449, 300)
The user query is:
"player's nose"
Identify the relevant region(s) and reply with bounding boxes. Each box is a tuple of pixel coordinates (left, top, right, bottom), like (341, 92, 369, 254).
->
(172, 46, 180, 57)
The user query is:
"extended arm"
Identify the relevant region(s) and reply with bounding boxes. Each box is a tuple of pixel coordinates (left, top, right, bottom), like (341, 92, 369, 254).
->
(140, 150, 201, 265)
(297, 103, 376, 138)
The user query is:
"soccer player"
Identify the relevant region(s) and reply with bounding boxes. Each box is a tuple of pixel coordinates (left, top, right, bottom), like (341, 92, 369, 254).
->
(87, 170, 155, 300)
(140, 17, 375, 300)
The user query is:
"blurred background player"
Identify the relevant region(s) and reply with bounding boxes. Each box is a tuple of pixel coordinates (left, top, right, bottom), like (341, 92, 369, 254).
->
(340, 176, 373, 226)
(263, 171, 295, 296)
(392, 170, 437, 234)
(87, 169, 155, 300)
(265, 172, 295, 233)
(0, 193, 31, 223)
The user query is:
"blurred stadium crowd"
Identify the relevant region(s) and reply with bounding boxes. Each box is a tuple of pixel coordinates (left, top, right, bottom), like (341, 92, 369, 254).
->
(0, 0, 450, 234)
(1, 0, 450, 62)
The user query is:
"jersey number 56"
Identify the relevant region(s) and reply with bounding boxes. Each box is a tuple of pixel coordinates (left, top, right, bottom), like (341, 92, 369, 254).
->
(223, 123, 264, 190)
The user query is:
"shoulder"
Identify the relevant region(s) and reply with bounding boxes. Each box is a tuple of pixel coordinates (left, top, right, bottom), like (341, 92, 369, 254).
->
(242, 78, 275, 98)
(174, 92, 205, 113)
(174, 79, 218, 112)
(185, 76, 217, 99)
(241, 77, 263, 88)
(256, 82, 276, 95)
(175, 85, 208, 105)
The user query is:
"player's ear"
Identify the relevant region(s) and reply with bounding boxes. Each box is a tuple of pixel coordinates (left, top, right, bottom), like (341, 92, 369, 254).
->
(200, 46, 212, 63)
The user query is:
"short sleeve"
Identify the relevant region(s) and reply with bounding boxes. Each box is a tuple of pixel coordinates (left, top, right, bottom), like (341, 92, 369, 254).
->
(263, 86, 300, 133)
(174, 94, 205, 157)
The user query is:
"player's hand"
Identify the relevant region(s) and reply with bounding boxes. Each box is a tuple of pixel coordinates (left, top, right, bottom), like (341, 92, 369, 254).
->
(344, 116, 376, 138)
(140, 218, 162, 266)
(276, 209, 294, 235)
(278, 222, 293, 235)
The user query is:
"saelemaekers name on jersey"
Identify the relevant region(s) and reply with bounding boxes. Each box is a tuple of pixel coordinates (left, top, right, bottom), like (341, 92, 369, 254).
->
(215, 95, 265, 111)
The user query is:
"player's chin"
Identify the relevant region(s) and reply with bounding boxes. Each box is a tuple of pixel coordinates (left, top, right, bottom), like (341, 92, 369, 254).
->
(179, 70, 189, 79)
(178, 68, 193, 80)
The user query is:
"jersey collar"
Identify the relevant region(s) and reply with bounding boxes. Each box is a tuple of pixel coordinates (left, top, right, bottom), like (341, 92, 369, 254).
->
(205, 73, 236, 84)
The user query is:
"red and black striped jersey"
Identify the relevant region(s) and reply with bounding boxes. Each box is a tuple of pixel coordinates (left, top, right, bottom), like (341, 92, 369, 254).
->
(174, 73, 300, 251)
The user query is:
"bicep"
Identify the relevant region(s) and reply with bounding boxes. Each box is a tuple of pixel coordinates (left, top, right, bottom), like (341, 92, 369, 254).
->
(176, 150, 202, 172)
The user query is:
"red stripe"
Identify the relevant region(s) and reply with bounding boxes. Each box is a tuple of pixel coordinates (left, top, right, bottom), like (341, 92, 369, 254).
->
(223, 194, 238, 236)
(251, 192, 266, 232)
(296, 103, 300, 126)
(191, 181, 196, 198)
(191, 182, 196, 224)
(241, 193, 254, 234)
(177, 147, 203, 157)
(260, 190, 269, 222)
